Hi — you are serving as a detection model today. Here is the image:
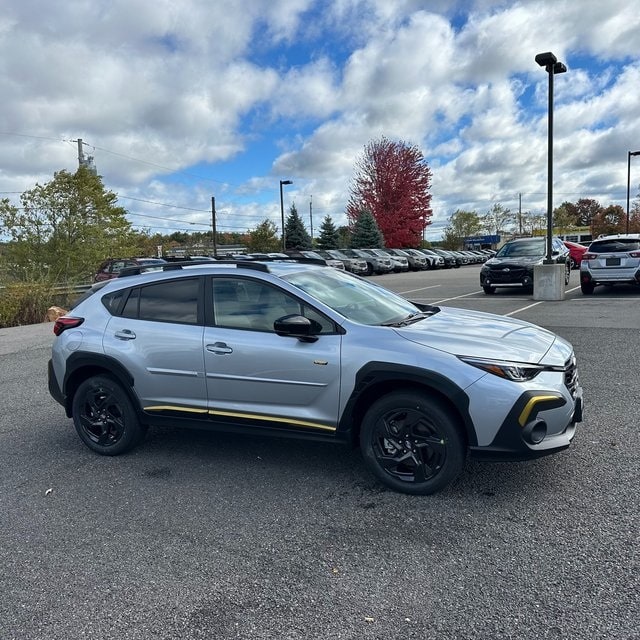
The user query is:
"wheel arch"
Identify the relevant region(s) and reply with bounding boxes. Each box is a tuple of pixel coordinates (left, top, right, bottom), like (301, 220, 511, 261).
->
(338, 363, 477, 449)
(62, 353, 137, 418)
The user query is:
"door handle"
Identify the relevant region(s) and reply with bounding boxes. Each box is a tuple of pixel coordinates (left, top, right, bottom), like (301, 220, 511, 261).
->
(114, 329, 136, 340)
(206, 342, 233, 355)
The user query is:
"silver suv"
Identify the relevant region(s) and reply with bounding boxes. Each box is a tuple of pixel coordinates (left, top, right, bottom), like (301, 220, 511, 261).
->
(580, 234, 640, 294)
(48, 259, 583, 495)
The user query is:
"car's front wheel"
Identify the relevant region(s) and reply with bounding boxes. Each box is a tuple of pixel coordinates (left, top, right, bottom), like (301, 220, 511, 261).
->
(359, 391, 465, 495)
(483, 285, 496, 294)
(72, 375, 144, 455)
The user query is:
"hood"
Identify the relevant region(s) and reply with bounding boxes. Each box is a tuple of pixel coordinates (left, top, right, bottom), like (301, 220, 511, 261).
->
(395, 306, 557, 363)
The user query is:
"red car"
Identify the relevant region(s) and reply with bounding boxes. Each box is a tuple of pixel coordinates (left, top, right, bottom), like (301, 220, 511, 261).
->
(563, 241, 588, 269)
(94, 257, 167, 282)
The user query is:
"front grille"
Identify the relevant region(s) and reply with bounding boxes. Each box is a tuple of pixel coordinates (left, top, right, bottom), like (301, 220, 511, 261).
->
(487, 266, 528, 282)
(564, 356, 579, 398)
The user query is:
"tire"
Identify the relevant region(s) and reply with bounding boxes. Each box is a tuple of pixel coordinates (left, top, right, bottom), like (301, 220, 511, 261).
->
(483, 285, 496, 294)
(365, 262, 374, 276)
(359, 391, 465, 495)
(581, 281, 594, 295)
(72, 375, 144, 456)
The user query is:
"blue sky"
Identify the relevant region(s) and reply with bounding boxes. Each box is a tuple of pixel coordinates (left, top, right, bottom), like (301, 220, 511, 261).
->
(1, 0, 640, 242)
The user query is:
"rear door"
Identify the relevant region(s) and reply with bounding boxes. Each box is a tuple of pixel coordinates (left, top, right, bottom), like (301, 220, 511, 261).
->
(102, 277, 208, 415)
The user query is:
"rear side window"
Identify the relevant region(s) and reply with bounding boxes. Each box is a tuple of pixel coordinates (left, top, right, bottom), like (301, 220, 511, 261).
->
(121, 279, 200, 325)
(589, 239, 640, 253)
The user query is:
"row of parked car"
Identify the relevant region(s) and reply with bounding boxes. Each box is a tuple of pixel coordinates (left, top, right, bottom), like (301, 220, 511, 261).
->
(93, 248, 496, 282)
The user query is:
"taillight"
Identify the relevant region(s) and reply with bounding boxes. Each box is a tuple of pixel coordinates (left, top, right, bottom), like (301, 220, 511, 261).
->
(53, 316, 84, 336)
(582, 253, 597, 260)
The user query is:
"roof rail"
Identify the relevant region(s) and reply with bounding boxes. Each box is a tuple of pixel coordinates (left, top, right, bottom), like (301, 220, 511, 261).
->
(117, 256, 326, 278)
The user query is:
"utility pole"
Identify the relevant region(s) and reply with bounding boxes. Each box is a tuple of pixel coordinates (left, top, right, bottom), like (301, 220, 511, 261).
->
(309, 195, 313, 243)
(74, 138, 97, 174)
(211, 196, 217, 258)
(77, 139, 85, 167)
(519, 193, 522, 235)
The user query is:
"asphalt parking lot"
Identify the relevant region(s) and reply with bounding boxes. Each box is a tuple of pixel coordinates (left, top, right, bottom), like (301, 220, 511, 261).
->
(1, 266, 638, 640)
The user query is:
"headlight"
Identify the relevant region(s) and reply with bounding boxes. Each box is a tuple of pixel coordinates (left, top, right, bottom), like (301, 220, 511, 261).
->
(459, 356, 544, 382)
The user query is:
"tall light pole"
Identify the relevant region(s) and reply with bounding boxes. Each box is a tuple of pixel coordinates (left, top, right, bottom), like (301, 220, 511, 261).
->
(279, 179, 292, 251)
(535, 51, 567, 263)
(626, 151, 640, 234)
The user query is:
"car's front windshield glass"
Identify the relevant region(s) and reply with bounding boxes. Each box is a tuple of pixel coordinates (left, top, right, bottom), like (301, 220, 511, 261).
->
(497, 239, 545, 257)
(283, 269, 418, 325)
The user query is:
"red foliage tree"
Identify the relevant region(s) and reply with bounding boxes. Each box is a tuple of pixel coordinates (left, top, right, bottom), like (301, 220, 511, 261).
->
(346, 137, 432, 247)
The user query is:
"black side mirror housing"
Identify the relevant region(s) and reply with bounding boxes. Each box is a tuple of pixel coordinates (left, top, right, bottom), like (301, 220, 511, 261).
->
(274, 314, 322, 342)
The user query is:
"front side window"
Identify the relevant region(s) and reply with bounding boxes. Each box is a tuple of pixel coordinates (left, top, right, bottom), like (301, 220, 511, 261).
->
(121, 278, 199, 324)
(212, 277, 334, 333)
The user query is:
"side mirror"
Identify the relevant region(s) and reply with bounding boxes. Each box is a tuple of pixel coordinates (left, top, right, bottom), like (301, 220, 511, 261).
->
(274, 314, 322, 342)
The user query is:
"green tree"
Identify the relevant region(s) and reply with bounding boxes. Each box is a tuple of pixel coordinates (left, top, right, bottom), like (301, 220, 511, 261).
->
(350, 209, 384, 248)
(246, 219, 280, 252)
(284, 203, 312, 249)
(0, 167, 137, 283)
(316, 215, 340, 249)
(337, 225, 352, 249)
(482, 203, 514, 237)
(442, 209, 482, 248)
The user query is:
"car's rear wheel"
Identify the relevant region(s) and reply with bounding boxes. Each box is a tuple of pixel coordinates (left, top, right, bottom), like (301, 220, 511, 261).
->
(581, 281, 594, 295)
(483, 285, 496, 294)
(360, 391, 465, 495)
(72, 375, 144, 455)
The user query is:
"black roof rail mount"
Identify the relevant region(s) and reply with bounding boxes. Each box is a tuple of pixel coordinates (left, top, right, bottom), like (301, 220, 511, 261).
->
(117, 256, 326, 278)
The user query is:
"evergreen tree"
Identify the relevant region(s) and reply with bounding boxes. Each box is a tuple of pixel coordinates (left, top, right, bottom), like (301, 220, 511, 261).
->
(316, 215, 340, 249)
(350, 209, 384, 248)
(284, 203, 312, 249)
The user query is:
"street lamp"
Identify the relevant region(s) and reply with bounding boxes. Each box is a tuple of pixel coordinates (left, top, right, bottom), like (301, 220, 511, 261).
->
(535, 51, 567, 263)
(626, 151, 640, 234)
(279, 179, 292, 251)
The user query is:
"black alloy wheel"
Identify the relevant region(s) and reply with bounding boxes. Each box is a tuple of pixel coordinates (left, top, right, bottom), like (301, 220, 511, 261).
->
(72, 375, 144, 455)
(360, 391, 465, 495)
(483, 285, 496, 294)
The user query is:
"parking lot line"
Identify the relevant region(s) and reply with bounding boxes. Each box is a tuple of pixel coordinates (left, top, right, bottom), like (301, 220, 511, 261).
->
(400, 284, 442, 295)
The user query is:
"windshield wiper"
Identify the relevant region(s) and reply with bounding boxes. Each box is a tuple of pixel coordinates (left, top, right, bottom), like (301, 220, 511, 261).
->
(382, 309, 438, 327)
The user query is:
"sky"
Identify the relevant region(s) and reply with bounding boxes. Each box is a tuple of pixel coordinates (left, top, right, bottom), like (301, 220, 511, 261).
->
(1, 0, 640, 242)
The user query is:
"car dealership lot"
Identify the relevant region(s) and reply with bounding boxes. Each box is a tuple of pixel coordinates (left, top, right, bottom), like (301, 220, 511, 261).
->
(1, 267, 638, 640)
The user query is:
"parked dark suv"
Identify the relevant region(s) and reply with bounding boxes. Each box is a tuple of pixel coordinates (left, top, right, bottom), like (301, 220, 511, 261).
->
(480, 237, 570, 294)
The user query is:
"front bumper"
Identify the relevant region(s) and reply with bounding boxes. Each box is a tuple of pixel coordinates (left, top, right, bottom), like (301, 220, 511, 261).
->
(470, 387, 583, 461)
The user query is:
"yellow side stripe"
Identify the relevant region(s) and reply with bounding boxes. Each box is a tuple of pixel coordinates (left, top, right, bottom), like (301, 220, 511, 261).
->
(518, 395, 563, 427)
(144, 404, 336, 432)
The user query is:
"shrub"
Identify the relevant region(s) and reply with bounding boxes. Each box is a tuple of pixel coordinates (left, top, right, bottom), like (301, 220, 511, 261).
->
(0, 282, 57, 328)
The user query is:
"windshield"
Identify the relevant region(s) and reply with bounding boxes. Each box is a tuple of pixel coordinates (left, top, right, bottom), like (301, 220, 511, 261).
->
(283, 268, 418, 325)
(496, 239, 545, 257)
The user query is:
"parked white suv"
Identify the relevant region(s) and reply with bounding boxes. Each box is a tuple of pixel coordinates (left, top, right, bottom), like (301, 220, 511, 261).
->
(580, 234, 640, 294)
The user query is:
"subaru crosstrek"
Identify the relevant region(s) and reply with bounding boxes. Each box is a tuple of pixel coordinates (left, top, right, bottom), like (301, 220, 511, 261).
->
(49, 259, 583, 495)
(480, 237, 570, 294)
(580, 234, 640, 294)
